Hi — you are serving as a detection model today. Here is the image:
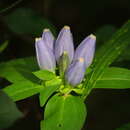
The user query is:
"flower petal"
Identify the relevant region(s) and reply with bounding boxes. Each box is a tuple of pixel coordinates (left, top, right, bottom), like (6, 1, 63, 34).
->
(42, 29, 54, 51)
(54, 26, 74, 64)
(73, 34, 96, 68)
(35, 38, 56, 71)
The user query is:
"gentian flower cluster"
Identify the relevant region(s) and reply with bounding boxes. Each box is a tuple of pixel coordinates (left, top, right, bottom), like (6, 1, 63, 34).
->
(35, 26, 96, 87)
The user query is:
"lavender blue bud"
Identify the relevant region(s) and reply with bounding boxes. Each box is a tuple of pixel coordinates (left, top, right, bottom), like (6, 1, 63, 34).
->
(73, 34, 96, 68)
(65, 58, 86, 86)
(54, 26, 74, 64)
(35, 38, 56, 72)
(42, 29, 54, 51)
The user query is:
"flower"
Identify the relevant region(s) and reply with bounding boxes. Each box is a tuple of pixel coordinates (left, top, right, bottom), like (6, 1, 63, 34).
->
(54, 26, 74, 64)
(35, 26, 96, 86)
(65, 58, 86, 86)
(35, 37, 56, 72)
(65, 35, 96, 86)
(73, 34, 96, 68)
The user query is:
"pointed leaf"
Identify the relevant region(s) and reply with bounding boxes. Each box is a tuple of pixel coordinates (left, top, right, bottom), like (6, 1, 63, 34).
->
(0, 57, 38, 83)
(39, 78, 61, 107)
(3, 80, 43, 101)
(95, 67, 130, 89)
(33, 70, 56, 81)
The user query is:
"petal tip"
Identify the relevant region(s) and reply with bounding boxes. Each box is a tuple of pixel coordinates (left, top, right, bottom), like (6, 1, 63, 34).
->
(43, 28, 50, 32)
(89, 34, 96, 39)
(63, 25, 70, 30)
(35, 37, 41, 42)
(78, 58, 84, 62)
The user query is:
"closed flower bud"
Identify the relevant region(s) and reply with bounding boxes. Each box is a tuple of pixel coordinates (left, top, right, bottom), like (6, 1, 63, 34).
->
(65, 58, 86, 86)
(54, 26, 74, 64)
(35, 38, 56, 72)
(73, 34, 96, 68)
(42, 29, 54, 51)
(59, 51, 70, 78)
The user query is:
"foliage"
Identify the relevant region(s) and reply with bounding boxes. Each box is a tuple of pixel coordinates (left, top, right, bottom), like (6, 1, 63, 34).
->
(82, 20, 130, 98)
(0, 91, 22, 129)
(116, 123, 130, 130)
(0, 41, 8, 53)
(4, 8, 56, 36)
(0, 18, 130, 130)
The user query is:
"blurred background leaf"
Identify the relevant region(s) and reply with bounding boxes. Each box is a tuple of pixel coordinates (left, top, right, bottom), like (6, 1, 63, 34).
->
(95, 25, 117, 45)
(4, 8, 57, 36)
(116, 123, 130, 130)
(0, 41, 8, 53)
(0, 90, 22, 129)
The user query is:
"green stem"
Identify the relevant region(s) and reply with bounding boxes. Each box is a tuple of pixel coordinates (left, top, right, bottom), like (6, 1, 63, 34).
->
(0, 0, 23, 14)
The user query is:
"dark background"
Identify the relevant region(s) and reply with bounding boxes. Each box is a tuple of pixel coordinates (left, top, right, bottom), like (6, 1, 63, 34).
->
(0, 0, 130, 130)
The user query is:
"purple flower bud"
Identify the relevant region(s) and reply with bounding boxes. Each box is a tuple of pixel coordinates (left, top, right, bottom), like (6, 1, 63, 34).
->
(42, 29, 54, 51)
(54, 26, 74, 64)
(73, 34, 96, 68)
(65, 58, 86, 86)
(35, 38, 56, 72)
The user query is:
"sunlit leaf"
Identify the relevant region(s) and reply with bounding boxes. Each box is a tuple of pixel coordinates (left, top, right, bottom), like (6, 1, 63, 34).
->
(33, 70, 56, 81)
(3, 80, 43, 101)
(39, 78, 61, 107)
(41, 94, 86, 130)
(95, 67, 130, 89)
(0, 57, 38, 83)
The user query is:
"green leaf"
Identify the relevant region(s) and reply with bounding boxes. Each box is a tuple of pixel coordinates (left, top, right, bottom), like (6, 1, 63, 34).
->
(33, 70, 56, 81)
(0, 65, 38, 83)
(0, 64, 26, 83)
(116, 123, 130, 130)
(116, 44, 130, 61)
(95, 67, 130, 89)
(83, 20, 130, 98)
(0, 57, 38, 83)
(4, 8, 56, 36)
(3, 56, 38, 71)
(0, 90, 22, 129)
(39, 78, 61, 107)
(3, 80, 43, 101)
(41, 94, 87, 130)
(0, 41, 8, 53)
